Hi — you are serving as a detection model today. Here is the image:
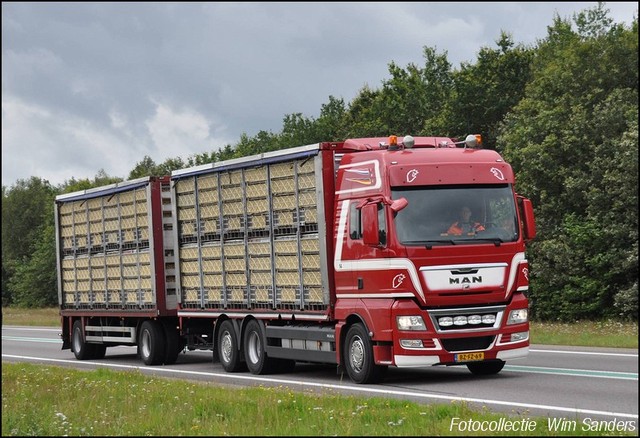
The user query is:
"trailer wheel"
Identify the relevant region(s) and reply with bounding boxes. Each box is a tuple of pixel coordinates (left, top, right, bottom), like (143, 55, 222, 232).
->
(162, 321, 183, 365)
(276, 358, 296, 373)
(92, 344, 107, 360)
(217, 320, 244, 372)
(139, 320, 166, 366)
(466, 360, 505, 375)
(343, 323, 383, 384)
(71, 320, 94, 360)
(243, 320, 277, 375)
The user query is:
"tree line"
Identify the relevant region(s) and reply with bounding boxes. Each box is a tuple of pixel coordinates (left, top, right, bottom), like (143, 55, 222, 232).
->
(2, 4, 637, 321)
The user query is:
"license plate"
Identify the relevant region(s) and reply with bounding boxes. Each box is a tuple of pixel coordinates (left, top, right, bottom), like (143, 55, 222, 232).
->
(455, 352, 484, 362)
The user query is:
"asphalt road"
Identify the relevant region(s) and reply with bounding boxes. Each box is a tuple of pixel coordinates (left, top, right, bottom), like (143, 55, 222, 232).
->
(3, 325, 638, 426)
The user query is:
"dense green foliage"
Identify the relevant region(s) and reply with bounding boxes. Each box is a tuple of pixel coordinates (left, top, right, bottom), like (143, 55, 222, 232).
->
(499, 7, 638, 320)
(2, 4, 637, 321)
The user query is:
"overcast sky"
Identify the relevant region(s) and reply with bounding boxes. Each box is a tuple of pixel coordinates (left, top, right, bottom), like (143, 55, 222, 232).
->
(2, 2, 637, 188)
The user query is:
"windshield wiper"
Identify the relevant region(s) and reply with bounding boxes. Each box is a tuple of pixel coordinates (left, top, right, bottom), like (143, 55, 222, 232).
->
(457, 237, 504, 247)
(402, 240, 457, 249)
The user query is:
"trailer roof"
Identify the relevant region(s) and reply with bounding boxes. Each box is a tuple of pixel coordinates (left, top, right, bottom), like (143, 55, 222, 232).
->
(55, 176, 153, 203)
(171, 143, 321, 180)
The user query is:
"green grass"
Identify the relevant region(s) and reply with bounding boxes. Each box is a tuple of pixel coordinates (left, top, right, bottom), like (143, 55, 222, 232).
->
(2, 306, 638, 348)
(2, 306, 61, 327)
(2, 363, 632, 436)
(530, 320, 638, 348)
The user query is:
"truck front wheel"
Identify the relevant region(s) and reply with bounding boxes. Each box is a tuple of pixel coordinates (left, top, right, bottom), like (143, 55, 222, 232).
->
(467, 360, 505, 375)
(139, 320, 166, 365)
(343, 323, 384, 384)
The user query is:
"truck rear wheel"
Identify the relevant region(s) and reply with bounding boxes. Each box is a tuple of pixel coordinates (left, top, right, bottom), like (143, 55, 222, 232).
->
(243, 319, 277, 375)
(217, 320, 244, 372)
(343, 323, 384, 384)
(139, 320, 166, 365)
(72, 320, 94, 360)
(467, 360, 505, 375)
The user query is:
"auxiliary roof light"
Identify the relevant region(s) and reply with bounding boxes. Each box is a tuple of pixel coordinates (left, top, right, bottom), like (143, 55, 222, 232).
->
(402, 135, 415, 149)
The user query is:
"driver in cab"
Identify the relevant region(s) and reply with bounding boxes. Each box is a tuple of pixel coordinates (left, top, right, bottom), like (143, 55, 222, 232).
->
(447, 206, 485, 235)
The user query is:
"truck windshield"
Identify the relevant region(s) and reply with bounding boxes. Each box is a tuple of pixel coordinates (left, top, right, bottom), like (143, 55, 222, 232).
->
(391, 185, 519, 246)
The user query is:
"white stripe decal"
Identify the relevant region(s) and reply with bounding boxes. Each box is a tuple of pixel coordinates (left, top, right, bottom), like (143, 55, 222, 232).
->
(335, 160, 382, 194)
(334, 200, 425, 302)
(506, 252, 525, 298)
(336, 293, 415, 299)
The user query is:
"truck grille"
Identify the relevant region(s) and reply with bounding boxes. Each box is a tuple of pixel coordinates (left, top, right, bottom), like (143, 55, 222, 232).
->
(441, 336, 495, 352)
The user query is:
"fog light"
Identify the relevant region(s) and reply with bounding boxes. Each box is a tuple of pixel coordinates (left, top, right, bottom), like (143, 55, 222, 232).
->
(400, 339, 423, 348)
(453, 316, 467, 326)
(482, 314, 496, 324)
(507, 309, 528, 325)
(439, 317, 453, 327)
(511, 331, 529, 342)
(467, 315, 482, 325)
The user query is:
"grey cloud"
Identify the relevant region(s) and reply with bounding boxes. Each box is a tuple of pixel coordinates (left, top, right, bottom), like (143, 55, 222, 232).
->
(2, 2, 637, 187)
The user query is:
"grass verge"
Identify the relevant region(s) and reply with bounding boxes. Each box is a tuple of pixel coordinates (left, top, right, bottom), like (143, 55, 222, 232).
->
(530, 320, 638, 348)
(2, 306, 60, 327)
(2, 363, 634, 436)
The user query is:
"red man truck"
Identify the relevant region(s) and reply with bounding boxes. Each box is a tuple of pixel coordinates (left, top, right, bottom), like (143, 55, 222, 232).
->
(56, 134, 536, 383)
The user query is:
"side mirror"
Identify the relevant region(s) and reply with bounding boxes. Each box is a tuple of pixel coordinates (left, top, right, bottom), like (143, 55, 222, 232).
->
(361, 203, 380, 246)
(519, 197, 536, 242)
(390, 197, 408, 213)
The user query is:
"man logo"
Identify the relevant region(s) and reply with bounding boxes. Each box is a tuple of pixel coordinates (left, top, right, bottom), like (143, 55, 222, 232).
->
(449, 276, 483, 285)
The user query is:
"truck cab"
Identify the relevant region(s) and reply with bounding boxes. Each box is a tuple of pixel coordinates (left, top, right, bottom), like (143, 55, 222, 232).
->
(331, 135, 536, 383)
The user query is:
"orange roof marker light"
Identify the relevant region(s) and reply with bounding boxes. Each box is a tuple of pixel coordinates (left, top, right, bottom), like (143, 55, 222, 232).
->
(388, 135, 399, 150)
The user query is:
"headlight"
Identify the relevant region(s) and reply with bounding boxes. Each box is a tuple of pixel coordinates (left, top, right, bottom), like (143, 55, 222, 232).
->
(396, 315, 426, 331)
(507, 309, 528, 325)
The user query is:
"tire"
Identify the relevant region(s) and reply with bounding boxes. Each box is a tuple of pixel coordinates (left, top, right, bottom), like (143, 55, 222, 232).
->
(343, 323, 384, 384)
(276, 358, 296, 373)
(92, 344, 107, 360)
(139, 320, 166, 365)
(466, 360, 505, 375)
(71, 320, 94, 360)
(243, 320, 277, 375)
(162, 320, 183, 365)
(217, 320, 244, 372)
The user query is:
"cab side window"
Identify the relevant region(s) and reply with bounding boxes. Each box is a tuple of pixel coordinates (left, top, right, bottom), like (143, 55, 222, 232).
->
(349, 202, 362, 239)
(377, 203, 387, 246)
